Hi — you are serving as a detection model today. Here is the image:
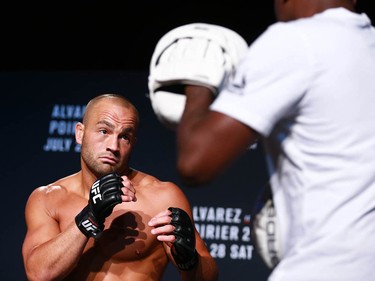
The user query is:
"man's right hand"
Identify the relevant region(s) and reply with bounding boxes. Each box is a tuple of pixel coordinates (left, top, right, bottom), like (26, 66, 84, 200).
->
(75, 173, 124, 238)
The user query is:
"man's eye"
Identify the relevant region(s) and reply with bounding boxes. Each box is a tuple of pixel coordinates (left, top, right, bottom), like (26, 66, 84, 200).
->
(99, 129, 107, 134)
(121, 135, 133, 144)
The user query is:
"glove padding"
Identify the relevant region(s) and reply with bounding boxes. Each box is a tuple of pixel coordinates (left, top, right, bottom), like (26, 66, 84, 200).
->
(169, 207, 198, 271)
(251, 182, 283, 268)
(148, 22, 248, 130)
(75, 173, 124, 238)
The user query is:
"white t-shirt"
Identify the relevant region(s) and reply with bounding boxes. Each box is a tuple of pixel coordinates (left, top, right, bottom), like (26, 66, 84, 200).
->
(211, 8, 375, 281)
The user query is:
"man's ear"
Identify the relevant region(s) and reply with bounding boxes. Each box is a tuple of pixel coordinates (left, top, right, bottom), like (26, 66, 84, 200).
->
(75, 122, 84, 144)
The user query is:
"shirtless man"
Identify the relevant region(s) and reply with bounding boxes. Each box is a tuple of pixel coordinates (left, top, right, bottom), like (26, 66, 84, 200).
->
(22, 93, 218, 281)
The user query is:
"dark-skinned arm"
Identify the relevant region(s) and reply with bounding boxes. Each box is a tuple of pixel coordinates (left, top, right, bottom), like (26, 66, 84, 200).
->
(177, 85, 259, 186)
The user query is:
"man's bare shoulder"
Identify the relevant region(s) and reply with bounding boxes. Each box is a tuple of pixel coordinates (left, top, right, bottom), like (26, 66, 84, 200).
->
(27, 172, 81, 203)
(131, 169, 188, 205)
(132, 169, 179, 190)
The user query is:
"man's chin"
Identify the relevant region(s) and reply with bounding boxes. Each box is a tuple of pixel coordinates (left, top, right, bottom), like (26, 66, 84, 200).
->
(96, 165, 117, 176)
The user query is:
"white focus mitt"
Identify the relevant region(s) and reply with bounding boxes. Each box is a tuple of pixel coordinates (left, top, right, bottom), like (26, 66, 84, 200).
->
(148, 22, 248, 130)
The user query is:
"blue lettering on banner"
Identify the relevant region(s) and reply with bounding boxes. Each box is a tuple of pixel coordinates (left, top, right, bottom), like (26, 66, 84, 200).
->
(43, 104, 86, 153)
(51, 104, 86, 119)
(48, 120, 77, 135)
(43, 138, 73, 152)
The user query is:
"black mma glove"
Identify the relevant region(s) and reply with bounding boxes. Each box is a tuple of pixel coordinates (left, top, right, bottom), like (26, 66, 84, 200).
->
(75, 173, 124, 238)
(169, 207, 198, 271)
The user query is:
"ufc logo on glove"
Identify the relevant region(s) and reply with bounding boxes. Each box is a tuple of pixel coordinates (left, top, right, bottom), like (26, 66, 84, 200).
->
(91, 180, 102, 204)
(81, 219, 99, 233)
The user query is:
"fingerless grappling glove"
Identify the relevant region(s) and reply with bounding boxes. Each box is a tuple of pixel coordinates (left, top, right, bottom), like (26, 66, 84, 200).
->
(169, 207, 199, 271)
(75, 173, 124, 238)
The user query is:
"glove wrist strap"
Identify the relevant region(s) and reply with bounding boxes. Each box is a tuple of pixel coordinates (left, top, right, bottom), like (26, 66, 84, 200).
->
(175, 250, 199, 271)
(75, 205, 104, 238)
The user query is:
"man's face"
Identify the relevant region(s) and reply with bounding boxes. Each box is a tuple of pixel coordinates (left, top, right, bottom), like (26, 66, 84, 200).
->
(79, 99, 137, 176)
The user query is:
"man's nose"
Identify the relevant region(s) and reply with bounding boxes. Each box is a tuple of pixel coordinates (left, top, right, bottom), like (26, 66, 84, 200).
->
(107, 135, 120, 151)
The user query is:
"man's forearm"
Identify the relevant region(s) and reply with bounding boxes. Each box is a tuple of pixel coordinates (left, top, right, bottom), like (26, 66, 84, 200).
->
(24, 222, 88, 281)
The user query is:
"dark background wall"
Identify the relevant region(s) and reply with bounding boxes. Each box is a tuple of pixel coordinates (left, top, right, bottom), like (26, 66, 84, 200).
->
(2, 1, 373, 71)
(0, 1, 374, 280)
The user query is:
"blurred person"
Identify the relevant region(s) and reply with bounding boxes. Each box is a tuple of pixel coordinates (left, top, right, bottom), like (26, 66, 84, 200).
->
(149, 0, 375, 280)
